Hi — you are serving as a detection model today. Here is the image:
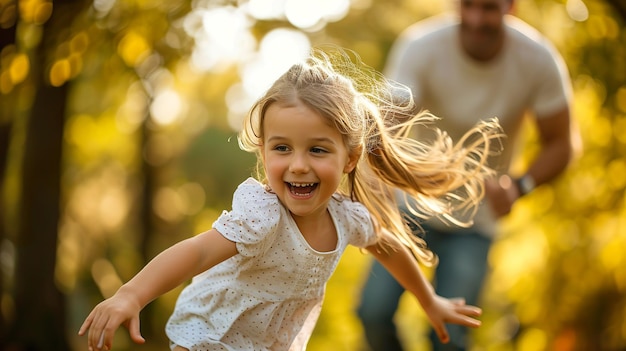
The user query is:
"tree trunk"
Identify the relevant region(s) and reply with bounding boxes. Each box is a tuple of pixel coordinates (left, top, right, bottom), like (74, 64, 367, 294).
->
(8, 58, 70, 349)
(0, 0, 18, 341)
(605, 0, 626, 21)
(9, 82, 69, 350)
(138, 118, 158, 342)
(5, 0, 85, 349)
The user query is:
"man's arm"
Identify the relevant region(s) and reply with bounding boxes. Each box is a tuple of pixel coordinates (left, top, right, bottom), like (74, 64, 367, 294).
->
(487, 105, 577, 217)
(525, 105, 576, 187)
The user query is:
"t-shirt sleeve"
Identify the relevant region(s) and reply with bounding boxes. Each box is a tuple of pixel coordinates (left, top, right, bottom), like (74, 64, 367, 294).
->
(531, 41, 573, 118)
(343, 200, 378, 248)
(384, 33, 424, 105)
(384, 15, 453, 107)
(212, 178, 281, 257)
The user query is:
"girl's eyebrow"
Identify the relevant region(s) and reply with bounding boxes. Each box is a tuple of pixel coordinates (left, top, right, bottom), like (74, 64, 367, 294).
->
(266, 136, 337, 144)
(310, 137, 337, 144)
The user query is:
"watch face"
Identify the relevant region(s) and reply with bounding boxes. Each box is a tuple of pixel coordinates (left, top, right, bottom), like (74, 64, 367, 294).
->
(520, 175, 535, 194)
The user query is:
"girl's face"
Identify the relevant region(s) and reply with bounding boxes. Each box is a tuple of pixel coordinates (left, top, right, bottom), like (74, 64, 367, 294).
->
(261, 99, 359, 220)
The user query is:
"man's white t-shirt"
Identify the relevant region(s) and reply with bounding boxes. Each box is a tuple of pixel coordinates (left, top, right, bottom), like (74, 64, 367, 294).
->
(386, 14, 572, 236)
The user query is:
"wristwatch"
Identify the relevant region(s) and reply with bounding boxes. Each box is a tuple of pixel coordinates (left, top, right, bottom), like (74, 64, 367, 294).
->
(515, 174, 536, 196)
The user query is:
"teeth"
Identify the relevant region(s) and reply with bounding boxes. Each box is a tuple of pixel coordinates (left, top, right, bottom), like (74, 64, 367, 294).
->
(289, 182, 315, 187)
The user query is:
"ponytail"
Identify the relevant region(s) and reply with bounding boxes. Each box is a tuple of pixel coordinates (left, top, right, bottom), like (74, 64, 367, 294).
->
(349, 82, 503, 266)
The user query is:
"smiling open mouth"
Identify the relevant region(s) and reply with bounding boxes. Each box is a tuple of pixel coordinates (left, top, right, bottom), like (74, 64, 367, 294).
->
(287, 182, 318, 197)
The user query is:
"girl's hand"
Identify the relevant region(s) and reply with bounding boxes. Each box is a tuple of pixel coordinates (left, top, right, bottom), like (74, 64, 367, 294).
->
(422, 295, 482, 344)
(77, 291, 145, 351)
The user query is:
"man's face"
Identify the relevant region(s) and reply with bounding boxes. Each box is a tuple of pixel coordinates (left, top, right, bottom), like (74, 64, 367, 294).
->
(459, 0, 512, 59)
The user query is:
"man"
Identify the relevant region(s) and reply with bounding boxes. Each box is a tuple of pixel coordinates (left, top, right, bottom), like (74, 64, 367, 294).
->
(357, 0, 576, 350)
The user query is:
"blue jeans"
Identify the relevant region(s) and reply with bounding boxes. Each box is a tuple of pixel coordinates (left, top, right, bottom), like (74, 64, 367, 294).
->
(357, 225, 492, 351)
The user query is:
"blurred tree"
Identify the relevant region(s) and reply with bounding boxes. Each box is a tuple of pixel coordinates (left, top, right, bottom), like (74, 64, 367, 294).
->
(0, 0, 17, 336)
(2, 0, 89, 349)
(606, 0, 626, 18)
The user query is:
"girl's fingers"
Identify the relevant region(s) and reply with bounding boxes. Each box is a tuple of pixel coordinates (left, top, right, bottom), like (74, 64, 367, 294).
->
(78, 312, 93, 336)
(127, 316, 146, 344)
(89, 312, 110, 351)
(98, 331, 105, 349)
(458, 304, 482, 316)
(448, 297, 466, 306)
(433, 323, 450, 344)
(451, 305, 482, 328)
(456, 314, 482, 328)
(446, 297, 481, 317)
(439, 298, 483, 328)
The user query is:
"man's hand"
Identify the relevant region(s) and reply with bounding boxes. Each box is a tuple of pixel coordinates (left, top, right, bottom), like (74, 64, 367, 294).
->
(484, 175, 520, 218)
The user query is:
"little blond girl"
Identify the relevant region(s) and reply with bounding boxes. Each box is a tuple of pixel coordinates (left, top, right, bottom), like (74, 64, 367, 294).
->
(79, 48, 502, 351)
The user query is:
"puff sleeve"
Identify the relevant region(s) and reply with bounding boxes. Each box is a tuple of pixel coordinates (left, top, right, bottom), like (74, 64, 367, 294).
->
(212, 178, 282, 257)
(342, 200, 378, 248)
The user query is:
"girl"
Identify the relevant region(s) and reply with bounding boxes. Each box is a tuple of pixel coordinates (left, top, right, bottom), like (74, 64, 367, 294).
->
(79, 48, 502, 351)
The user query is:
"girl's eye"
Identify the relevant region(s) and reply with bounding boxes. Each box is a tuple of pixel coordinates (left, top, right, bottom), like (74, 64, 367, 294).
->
(274, 145, 289, 152)
(310, 147, 327, 154)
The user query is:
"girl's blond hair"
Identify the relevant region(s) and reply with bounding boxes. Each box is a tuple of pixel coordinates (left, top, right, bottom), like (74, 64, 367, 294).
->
(239, 47, 503, 266)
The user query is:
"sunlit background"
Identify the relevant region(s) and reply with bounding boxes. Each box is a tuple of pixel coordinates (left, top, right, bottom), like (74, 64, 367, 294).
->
(1, 0, 625, 350)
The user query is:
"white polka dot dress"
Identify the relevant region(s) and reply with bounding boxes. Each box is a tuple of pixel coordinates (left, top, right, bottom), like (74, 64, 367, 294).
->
(165, 178, 377, 351)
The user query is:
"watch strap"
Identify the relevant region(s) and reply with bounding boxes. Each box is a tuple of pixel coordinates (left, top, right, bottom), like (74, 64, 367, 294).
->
(515, 174, 535, 196)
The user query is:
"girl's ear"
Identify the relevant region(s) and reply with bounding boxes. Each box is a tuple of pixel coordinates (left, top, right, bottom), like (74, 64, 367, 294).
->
(344, 146, 362, 173)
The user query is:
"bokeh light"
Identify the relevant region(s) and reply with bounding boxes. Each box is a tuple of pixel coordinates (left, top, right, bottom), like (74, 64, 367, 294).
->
(227, 28, 310, 130)
(185, 6, 256, 72)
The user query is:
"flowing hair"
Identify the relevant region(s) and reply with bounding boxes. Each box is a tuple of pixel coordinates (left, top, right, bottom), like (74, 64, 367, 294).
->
(238, 47, 503, 266)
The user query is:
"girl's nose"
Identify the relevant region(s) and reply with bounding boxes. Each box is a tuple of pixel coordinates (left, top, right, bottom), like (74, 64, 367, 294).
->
(289, 153, 310, 174)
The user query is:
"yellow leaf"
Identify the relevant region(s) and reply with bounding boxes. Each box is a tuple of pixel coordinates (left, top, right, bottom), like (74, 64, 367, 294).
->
(117, 31, 151, 67)
(9, 53, 29, 84)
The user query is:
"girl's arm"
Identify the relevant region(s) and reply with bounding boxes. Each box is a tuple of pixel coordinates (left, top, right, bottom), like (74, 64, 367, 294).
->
(365, 229, 481, 344)
(78, 229, 238, 351)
